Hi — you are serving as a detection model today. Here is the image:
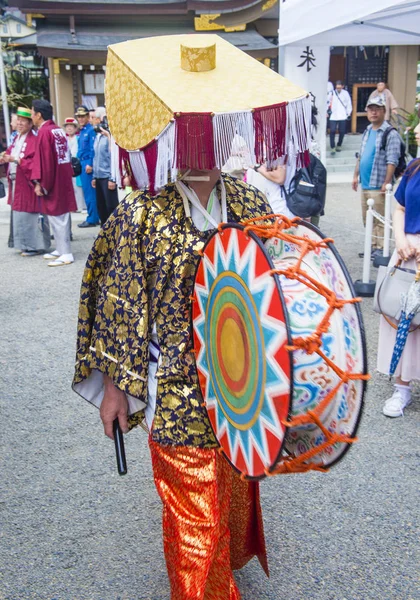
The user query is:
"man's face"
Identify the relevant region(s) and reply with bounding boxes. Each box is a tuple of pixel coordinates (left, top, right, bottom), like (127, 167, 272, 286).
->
(92, 115, 101, 126)
(17, 116, 32, 134)
(414, 123, 420, 146)
(377, 82, 386, 93)
(367, 105, 385, 125)
(31, 108, 42, 128)
(89, 111, 96, 125)
(335, 83, 343, 92)
(65, 124, 77, 136)
(10, 114, 18, 131)
(77, 115, 89, 127)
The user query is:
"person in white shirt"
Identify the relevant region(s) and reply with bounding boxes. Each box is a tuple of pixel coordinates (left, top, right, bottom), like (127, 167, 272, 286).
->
(246, 163, 294, 219)
(328, 80, 352, 155)
(63, 117, 86, 212)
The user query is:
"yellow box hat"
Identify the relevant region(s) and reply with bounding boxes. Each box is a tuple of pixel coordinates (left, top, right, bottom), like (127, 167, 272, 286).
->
(106, 34, 311, 191)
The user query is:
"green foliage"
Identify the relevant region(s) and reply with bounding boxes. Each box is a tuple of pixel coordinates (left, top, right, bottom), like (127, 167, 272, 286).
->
(406, 108, 419, 157)
(2, 43, 49, 109)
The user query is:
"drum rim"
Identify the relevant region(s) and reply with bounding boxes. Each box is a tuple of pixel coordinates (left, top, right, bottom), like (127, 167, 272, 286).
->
(289, 219, 368, 469)
(191, 221, 294, 481)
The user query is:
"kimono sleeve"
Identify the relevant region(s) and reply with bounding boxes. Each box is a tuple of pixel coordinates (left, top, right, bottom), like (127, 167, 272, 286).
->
(18, 140, 36, 186)
(31, 130, 56, 193)
(72, 192, 149, 421)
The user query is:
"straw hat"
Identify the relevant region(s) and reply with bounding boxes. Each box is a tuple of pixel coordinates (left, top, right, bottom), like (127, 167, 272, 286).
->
(16, 107, 32, 119)
(106, 34, 311, 191)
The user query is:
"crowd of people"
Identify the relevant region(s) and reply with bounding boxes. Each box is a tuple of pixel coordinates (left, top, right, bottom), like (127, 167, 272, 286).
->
(1, 46, 418, 597)
(1, 101, 117, 266)
(1, 83, 418, 426)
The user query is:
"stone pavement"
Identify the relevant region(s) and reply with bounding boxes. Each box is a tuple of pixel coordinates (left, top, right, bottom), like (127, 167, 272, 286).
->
(0, 184, 418, 600)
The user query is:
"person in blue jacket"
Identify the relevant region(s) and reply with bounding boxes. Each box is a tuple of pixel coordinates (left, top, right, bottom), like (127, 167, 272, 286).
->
(75, 106, 100, 228)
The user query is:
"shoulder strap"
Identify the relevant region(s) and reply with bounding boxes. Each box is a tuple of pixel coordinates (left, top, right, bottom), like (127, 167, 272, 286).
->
(334, 90, 347, 110)
(380, 126, 396, 151)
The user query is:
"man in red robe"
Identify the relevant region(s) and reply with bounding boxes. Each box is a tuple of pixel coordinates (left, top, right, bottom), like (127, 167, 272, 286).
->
(31, 99, 77, 267)
(1, 107, 51, 255)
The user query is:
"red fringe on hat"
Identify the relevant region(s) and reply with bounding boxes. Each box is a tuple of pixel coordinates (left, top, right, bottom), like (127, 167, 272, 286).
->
(118, 146, 130, 179)
(297, 148, 311, 169)
(118, 146, 138, 190)
(174, 112, 216, 171)
(143, 141, 158, 196)
(253, 102, 287, 166)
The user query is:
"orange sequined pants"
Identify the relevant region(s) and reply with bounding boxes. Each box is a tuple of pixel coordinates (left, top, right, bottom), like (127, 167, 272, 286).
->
(149, 440, 268, 600)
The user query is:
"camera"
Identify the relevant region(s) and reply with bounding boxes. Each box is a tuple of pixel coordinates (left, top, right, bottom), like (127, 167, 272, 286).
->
(95, 115, 109, 134)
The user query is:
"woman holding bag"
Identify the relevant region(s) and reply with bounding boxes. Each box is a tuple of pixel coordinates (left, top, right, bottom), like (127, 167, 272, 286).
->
(377, 123, 420, 417)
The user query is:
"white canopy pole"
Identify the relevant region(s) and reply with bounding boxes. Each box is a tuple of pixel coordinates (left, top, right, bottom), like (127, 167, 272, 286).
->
(0, 38, 11, 144)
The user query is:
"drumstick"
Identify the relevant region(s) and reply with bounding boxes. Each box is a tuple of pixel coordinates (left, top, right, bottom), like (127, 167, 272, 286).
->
(113, 418, 127, 475)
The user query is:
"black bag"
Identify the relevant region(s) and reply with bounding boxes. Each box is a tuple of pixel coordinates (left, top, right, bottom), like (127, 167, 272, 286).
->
(380, 127, 407, 178)
(282, 154, 327, 218)
(71, 156, 82, 177)
(0, 180, 5, 199)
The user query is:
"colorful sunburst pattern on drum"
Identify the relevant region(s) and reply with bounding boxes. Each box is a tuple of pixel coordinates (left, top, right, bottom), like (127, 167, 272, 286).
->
(192, 226, 292, 479)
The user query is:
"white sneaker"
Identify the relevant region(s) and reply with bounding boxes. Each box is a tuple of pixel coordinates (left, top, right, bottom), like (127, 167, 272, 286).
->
(43, 250, 60, 260)
(382, 390, 412, 418)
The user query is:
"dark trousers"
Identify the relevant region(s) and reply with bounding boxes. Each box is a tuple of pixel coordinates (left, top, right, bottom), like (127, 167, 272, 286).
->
(329, 120, 347, 148)
(95, 179, 119, 225)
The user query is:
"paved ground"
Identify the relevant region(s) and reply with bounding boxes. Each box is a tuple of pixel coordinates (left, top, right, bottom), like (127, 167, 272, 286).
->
(0, 184, 418, 600)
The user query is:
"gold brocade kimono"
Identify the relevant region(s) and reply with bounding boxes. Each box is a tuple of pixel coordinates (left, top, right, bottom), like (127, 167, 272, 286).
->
(73, 174, 272, 448)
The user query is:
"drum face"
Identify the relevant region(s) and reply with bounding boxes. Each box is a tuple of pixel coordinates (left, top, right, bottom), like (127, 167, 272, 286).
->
(266, 222, 366, 468)
(192, 225, 292, 479)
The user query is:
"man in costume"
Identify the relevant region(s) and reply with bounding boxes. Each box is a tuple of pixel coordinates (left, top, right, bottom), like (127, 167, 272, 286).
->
(75, 105, 100, 228)
(1, 106, 50, 255)
(73, 34, 311, 598)
(31, 99, 77, 267)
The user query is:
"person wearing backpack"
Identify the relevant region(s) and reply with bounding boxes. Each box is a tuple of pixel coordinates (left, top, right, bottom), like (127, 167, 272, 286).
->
(352, 96, 403, 258)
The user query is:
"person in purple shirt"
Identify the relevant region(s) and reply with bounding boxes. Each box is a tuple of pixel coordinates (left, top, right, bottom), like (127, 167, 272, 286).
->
(377, 122, 420, 418)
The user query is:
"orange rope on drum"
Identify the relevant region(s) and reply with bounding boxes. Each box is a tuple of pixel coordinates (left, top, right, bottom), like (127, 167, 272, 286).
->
(241, 215, 370, 475)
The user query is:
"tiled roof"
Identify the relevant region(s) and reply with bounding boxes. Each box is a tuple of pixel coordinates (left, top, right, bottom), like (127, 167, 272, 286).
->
(36, 22, 276, 52)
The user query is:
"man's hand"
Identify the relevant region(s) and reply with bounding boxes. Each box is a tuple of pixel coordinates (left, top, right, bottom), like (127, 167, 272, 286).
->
(100, 128, 111, 139)
(381, 182, 391, 193)
(34, 183, 44, 197)
(85, 165, 93, 174)
(100, 376, 129, 440)
(352, 177, 359, 192)
(2, 154, 13, 164)
(108, 181, 116, 191)
(91, 179, 96, 189)
(395, 235, 415, 262)
(122, 176, 131, 188)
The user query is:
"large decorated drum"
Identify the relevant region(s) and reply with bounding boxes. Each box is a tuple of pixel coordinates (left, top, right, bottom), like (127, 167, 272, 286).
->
(192, 219, 368, 480)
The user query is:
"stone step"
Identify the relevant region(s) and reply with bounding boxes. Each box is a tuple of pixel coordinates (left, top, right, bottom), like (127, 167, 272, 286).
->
(328, 139, 362, 150)
(328, 142, 361, 151)
(327, 150, 358, 159)
(326, 157, 358, 167)
(326, 164, 355, 173)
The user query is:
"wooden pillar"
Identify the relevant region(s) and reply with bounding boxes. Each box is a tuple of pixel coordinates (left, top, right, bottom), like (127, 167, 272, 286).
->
(388, 45, 420, 113)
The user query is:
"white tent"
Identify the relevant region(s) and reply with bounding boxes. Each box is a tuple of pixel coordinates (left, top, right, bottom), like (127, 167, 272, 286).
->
(279, 0, 420, 46)
(278, 0, 420, 163)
